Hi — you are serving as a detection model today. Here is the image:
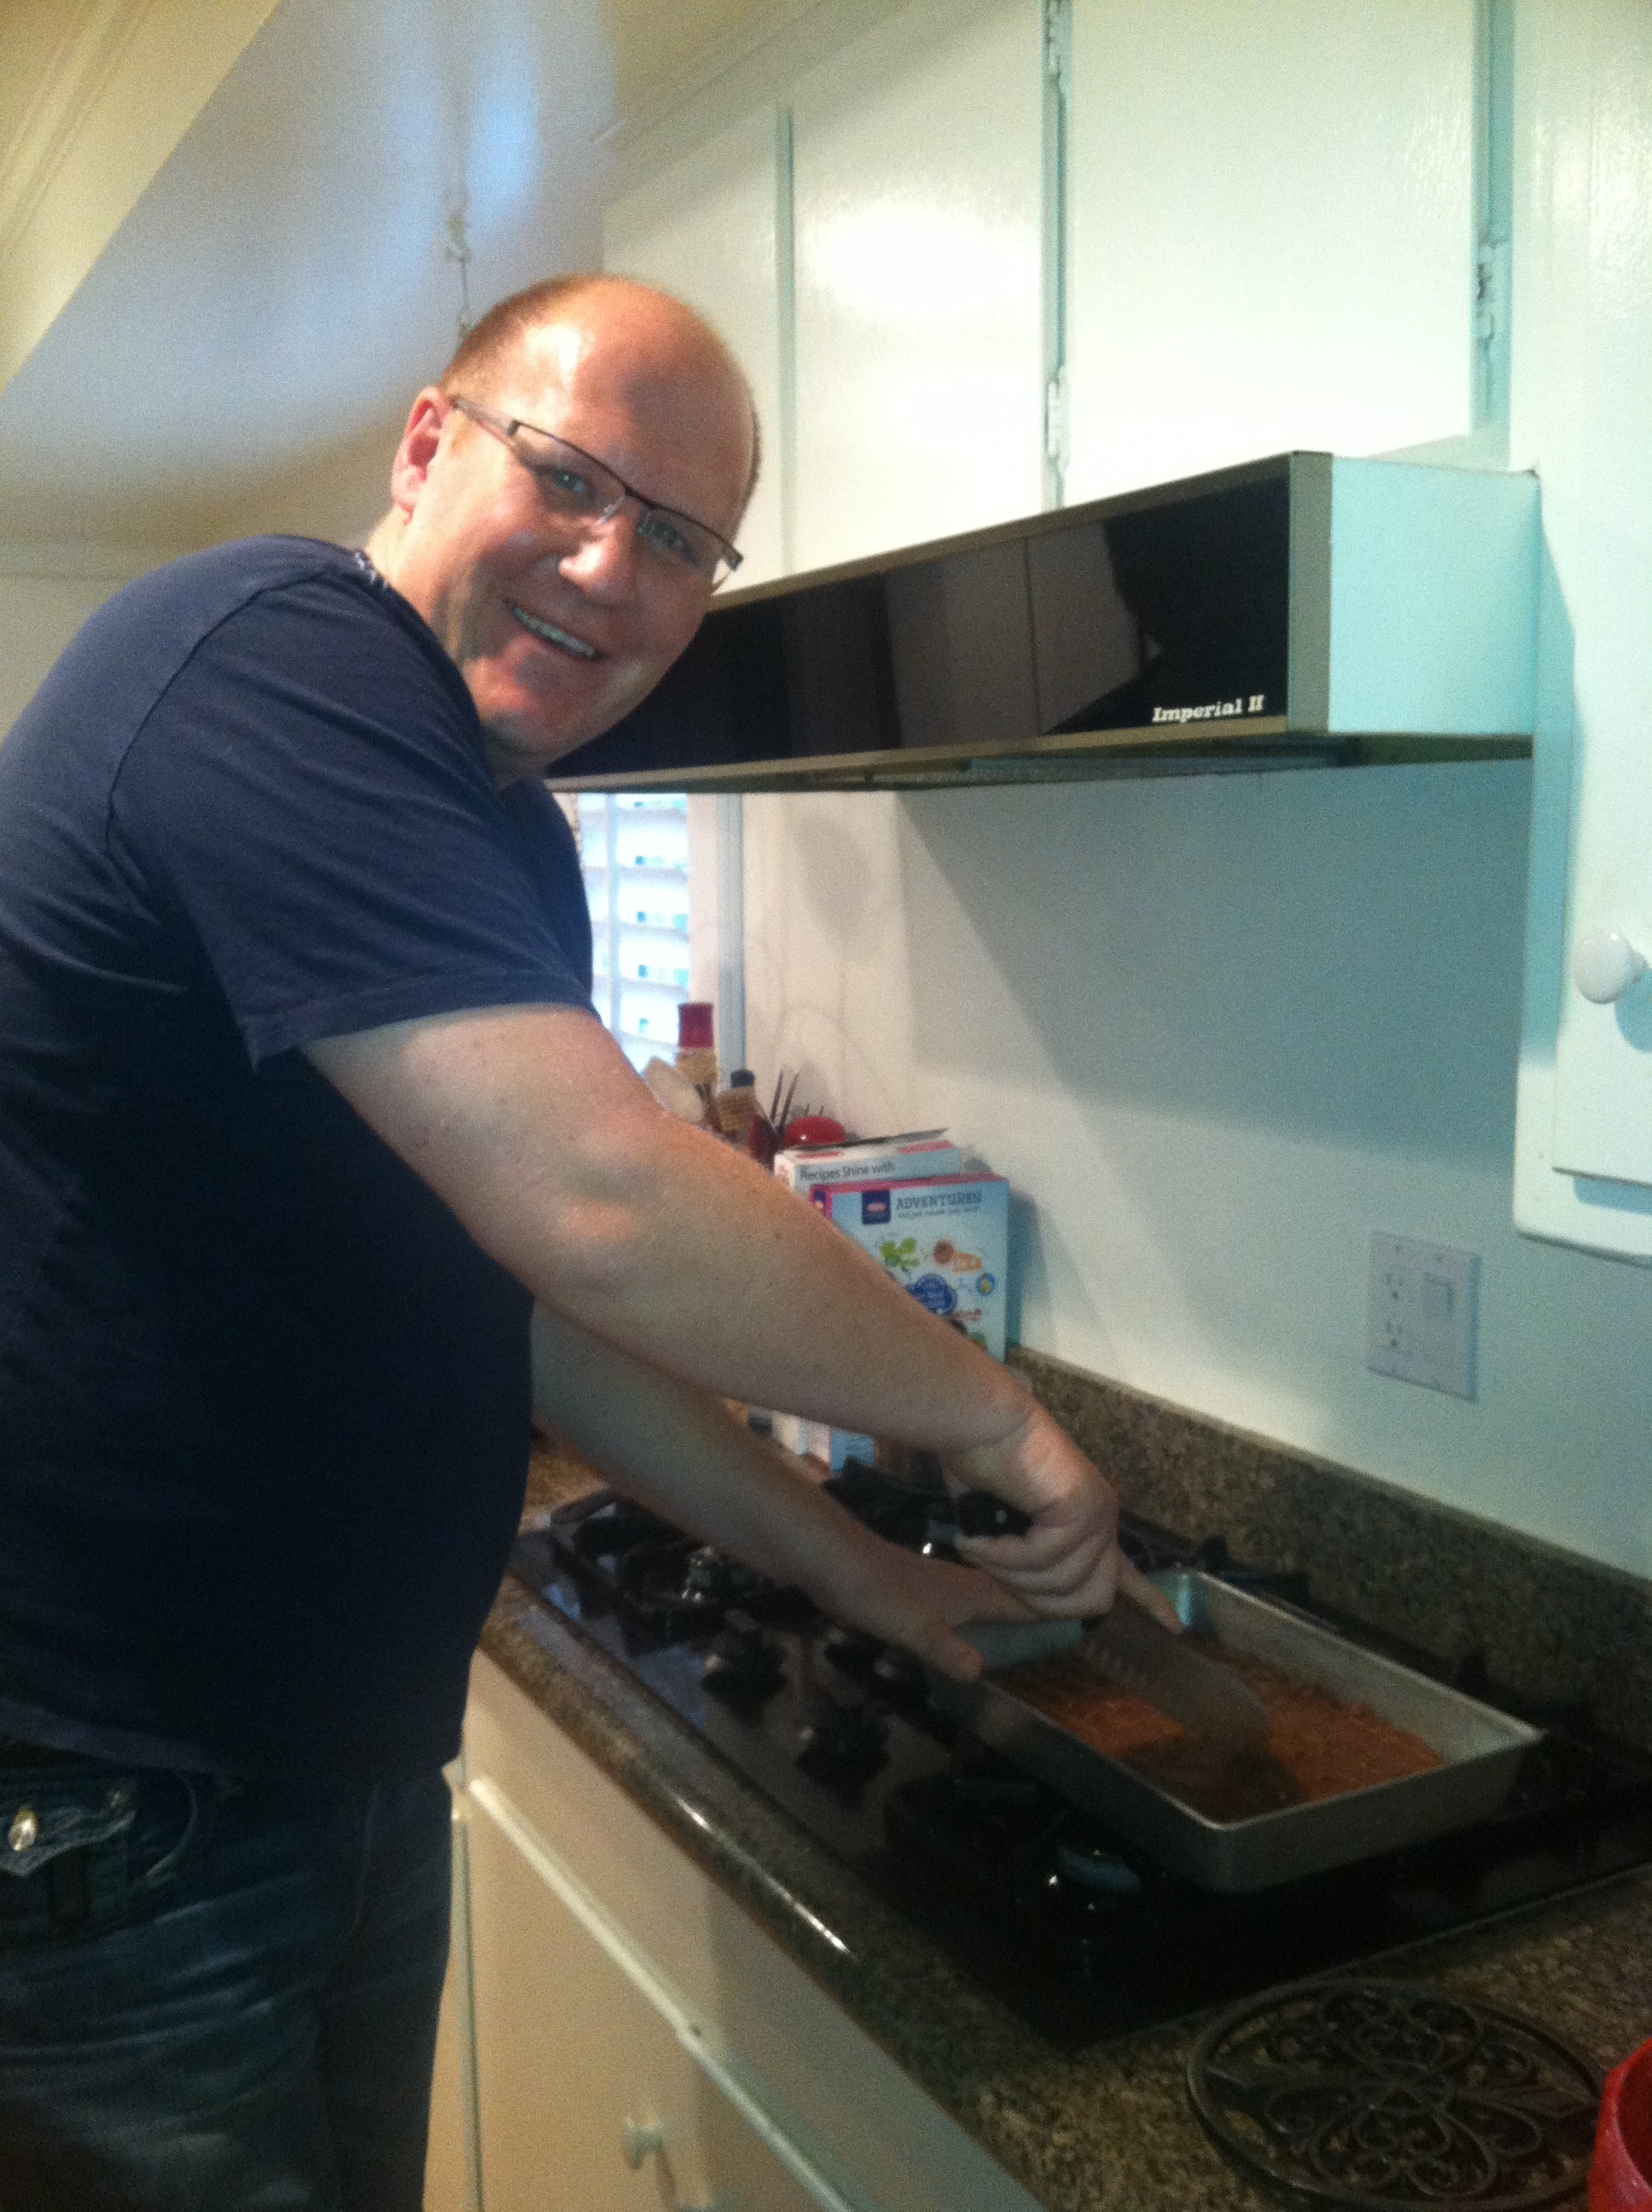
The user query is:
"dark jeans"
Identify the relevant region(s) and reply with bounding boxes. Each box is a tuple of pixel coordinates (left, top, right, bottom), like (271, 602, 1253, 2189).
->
(0, 1750, 451, 2211)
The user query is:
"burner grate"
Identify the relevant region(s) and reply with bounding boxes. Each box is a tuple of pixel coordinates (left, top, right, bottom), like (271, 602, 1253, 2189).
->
(510, 1490, 1652, 2052)
(1186, 1978, 1601, 2209)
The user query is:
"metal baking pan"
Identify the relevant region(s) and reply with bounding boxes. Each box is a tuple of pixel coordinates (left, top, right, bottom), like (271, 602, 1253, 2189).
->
(932, 1571, 1541, 1893)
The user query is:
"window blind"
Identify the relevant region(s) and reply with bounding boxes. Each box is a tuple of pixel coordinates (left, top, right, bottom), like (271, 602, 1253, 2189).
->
(573, 792, 690, 1070)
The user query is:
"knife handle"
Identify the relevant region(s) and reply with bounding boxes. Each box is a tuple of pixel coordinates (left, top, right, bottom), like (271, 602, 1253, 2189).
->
(954, 1490, 1032, 1538)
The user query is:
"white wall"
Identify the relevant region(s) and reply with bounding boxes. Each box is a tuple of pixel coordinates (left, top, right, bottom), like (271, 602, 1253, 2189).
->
(208, 417, 406, 550)
(0, 410, 402, 742)
(745, 763, 1652, 1576)
(0, 422, 398, 742)
(742, 1, 1652, 1580)
(0, 424, 396, 745)
(0, 545, 183, 739)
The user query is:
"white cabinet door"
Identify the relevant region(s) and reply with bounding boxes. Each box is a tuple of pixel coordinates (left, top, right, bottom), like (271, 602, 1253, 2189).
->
(465, 1780, 836, 2212)
(788, 0, 1046, 571)
(466, 1656, 1044, 2212)
(426, 1770, 479, 2212)
(424, 1924, 473, 2212)
(1511, 0, 1652, 1257)
(1064, 0, 1480, 500)
(605, 109, 789, 588)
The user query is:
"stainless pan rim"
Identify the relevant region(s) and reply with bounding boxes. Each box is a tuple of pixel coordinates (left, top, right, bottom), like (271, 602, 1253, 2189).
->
(934, 1571, 1543, 1892)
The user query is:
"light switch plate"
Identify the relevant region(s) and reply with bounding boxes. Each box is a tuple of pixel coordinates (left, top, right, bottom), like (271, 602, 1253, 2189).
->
(1367, 1233, 1479, 1400)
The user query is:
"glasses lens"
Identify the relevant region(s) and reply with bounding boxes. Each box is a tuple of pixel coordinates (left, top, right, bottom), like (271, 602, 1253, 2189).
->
(513, 426, 620, 521)
(637, 509, 724, 579)
(511, 420, 736, 585)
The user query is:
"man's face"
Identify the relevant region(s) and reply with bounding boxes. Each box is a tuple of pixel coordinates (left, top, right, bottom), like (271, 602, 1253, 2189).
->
(385, 287, 753, 785)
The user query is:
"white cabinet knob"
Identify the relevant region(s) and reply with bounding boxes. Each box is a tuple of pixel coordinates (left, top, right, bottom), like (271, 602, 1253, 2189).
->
(620, 2118, 712, 2210)
(621, 2118, 666, 2170)
(1573, 928, 1648, 1004)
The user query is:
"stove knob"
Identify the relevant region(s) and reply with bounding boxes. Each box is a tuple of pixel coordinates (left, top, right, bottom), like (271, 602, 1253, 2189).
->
(684, 1545, 759, 1605)
(1055, 1842, 1145, 1897)
(822, 1627, 881, 1682)
(797, 1696, 889, 1786)
(702, 1612, 786, 1706)
(870, 1643, 929, 1708)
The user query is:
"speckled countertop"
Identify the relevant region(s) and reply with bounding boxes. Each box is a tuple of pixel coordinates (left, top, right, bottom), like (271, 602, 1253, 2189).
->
(479, 1364, 1652, 2212)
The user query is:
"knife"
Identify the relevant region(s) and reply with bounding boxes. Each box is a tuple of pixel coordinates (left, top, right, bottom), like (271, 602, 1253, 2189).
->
(951, 1492, 1271, 1751)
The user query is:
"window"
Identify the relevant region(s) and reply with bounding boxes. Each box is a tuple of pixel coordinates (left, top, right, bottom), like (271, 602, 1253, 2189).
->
(571, 792, 691, 1069)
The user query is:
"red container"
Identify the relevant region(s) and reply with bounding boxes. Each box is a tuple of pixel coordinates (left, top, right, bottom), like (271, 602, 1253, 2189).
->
(781, 1115, 846, 1150)
(1591, 2036, 1652, 2210)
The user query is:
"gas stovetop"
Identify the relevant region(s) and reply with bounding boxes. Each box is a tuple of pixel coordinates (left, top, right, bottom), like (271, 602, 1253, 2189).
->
(507, 1465, 1652, 2049)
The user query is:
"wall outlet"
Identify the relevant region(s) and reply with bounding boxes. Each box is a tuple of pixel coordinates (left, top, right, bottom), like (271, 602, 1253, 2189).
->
(1367, 1233, 1479, 1400)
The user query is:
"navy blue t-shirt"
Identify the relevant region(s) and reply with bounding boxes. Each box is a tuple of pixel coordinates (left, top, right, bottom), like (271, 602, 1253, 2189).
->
(0, 538, 595, 1776)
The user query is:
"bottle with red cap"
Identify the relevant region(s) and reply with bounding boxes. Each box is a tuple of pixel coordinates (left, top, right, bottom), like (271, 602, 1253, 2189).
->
(674, 1001, 718, 1115)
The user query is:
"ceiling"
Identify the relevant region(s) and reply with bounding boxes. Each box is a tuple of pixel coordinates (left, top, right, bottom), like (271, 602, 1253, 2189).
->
(0, 0, 793, 550)
(602, 0, 800, 125)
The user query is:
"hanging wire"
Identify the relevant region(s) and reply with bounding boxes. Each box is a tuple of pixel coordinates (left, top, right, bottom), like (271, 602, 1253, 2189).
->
(445, 197, 474, 342)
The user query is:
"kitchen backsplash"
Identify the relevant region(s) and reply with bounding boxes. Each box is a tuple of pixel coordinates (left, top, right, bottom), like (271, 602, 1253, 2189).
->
(1012, 1347, 1652, 1754)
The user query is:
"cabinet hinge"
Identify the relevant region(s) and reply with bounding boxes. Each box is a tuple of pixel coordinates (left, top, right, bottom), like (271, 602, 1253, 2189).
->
(1475, 238, 1510, 349)
(1044, 0, 1072, 102)
(1044, 366, 1069, 472)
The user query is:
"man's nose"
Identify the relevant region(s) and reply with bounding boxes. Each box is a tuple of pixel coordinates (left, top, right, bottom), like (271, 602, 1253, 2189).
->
(557, 506, 643, 598)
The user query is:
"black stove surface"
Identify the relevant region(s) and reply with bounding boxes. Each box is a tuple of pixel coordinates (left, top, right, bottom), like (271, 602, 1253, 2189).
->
(507, 1471, 1652, 2050)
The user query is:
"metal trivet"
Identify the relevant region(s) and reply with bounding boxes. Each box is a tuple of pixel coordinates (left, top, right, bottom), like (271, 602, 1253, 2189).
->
(1186, 1978, 1601, 2210)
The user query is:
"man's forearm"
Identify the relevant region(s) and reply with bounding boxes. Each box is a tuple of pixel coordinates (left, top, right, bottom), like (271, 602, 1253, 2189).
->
(312, 1008, 1155, 1625)
(527, 1304, 1036, 1675)
(528, 1300, 878, 1598)
(543, 1112, 1029, 1447)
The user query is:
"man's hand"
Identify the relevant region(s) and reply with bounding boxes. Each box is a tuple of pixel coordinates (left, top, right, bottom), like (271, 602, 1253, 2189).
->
(943, 1404, 1182, 1632)
(797, 1528, 1035, 1684)
(527, 1302, 1034, 1682)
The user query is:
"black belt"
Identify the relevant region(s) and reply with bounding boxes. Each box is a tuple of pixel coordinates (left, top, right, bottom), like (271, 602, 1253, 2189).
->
(0, 1735, 89, 1769)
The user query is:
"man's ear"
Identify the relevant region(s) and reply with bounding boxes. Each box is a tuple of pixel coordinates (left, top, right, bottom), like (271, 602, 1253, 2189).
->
(387, 388, 450, 520)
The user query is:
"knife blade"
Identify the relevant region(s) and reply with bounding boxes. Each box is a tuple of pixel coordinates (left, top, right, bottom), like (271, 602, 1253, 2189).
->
(952, 1491, 1271, 1751)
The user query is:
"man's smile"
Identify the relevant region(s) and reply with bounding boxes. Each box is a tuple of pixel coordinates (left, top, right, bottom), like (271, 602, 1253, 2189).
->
(508, 602, 601, 660)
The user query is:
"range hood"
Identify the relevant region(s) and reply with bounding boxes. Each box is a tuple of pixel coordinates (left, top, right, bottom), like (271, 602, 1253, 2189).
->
(551, 452, 1539, 793)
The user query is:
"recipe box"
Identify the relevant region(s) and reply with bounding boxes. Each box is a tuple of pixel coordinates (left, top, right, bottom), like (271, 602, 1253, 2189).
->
(773, 1171, 1009, 1471)
(774, 1135, 962, 1194)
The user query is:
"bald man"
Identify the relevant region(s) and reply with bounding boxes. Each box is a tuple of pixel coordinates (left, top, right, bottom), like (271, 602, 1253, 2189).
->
(0, 276, 1143, 2208)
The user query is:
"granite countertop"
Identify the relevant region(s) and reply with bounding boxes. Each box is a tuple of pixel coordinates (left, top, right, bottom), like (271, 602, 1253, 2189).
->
(480, 1407, 1651, 2212)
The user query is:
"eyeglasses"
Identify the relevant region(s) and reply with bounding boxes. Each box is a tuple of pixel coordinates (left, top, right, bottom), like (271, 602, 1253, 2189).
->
(447, 395, 743, 589)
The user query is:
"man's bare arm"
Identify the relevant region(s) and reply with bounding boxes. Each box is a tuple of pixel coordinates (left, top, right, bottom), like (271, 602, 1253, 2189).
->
(310, 1004, 1022, 1438)
(308, 1002, 1164, 1620)
(529, 1304, 1039, 1679)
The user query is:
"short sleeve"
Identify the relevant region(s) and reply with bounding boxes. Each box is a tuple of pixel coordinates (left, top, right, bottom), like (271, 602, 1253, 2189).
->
(108, 566, 596, 1068)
